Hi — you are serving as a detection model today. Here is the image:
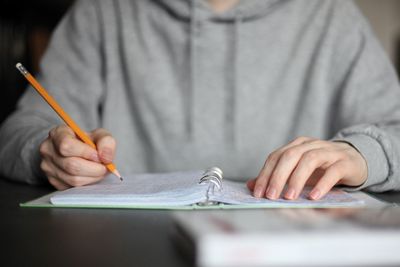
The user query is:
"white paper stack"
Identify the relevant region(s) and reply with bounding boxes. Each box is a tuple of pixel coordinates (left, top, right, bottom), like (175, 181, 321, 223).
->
(173, 206, 400, 267)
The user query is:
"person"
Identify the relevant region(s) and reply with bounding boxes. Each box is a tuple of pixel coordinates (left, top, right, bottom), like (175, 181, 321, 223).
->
(0, 0, 399, 200)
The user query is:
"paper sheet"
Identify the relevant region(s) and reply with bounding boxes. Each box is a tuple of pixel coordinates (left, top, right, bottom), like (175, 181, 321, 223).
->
(50, 170, 207, 206)
(49, 170, 364, 208)
(211, 180, 364, 207)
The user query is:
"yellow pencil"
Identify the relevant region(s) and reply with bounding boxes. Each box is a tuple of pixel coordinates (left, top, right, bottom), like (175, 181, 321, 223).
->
(16, 63, 123, 181)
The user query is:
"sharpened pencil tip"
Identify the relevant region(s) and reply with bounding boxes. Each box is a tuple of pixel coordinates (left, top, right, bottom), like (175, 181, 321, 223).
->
(111, 169, 123, 181)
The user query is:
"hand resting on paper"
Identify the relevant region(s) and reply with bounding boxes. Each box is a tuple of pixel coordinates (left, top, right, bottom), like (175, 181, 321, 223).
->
(247, 137, 368, 201)
(39, 125, 116, 190)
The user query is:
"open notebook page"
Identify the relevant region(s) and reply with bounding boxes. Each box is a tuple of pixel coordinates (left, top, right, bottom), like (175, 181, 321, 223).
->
(50, 170, 208, 206)
(50, 170, 364, 208)
(210, 180, 364, 207)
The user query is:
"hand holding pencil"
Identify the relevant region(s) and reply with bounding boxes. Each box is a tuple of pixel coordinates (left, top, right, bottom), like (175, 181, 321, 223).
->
(16, 63, 123, 190)
(40, 126, 120, 190)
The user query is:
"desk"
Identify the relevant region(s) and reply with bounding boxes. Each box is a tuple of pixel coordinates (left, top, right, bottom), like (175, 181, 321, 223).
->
(1, 177, 399, 267)
(0, 178, 188, 267)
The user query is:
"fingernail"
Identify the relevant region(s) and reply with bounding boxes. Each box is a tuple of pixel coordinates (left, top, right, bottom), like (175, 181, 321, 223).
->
(266, 187, 277, 199)
(309, 188, 321, 200)
(91, 153, 100, 162)
(285, 188, 296, 200)
(254, 186, 264, 198)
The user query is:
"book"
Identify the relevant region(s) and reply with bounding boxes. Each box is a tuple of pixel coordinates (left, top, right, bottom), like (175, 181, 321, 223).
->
(22, 167, 366, 209)
(173, 206, 400, 267)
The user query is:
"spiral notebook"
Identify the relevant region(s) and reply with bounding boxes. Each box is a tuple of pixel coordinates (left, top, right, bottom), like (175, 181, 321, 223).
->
(21, 167, 366, 209)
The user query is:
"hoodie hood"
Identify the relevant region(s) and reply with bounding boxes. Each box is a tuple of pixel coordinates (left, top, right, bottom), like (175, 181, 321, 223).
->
(155, 0, 282, 22)
(153, 0, 284, 145)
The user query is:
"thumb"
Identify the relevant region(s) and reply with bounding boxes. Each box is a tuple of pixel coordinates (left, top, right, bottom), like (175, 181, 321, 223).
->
(90, 128, 116, 164)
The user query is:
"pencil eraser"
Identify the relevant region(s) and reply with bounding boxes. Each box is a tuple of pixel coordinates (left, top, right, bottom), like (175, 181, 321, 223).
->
(16, 63, 28, 75)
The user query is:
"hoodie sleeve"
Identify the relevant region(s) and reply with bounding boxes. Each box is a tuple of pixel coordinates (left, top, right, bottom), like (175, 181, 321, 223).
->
(330, 2, 400, 192)
(0, 0, 104, 184)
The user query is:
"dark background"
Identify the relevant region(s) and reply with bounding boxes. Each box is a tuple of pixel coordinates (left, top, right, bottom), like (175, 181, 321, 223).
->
(0, 0, 73, 124)
(0, 0, 399, 125)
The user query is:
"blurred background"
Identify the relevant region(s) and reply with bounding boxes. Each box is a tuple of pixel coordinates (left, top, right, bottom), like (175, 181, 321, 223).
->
(0, 0, 399, 125)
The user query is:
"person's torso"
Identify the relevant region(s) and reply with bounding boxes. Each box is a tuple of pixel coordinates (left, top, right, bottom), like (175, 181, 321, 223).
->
(97, 0, 352, 179)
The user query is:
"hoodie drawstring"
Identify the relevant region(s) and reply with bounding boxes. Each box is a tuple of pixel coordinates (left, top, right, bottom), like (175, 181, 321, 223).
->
(227, 10, 242, 147)
(188, 0, 198, 139)
(188, 1, 242, 148)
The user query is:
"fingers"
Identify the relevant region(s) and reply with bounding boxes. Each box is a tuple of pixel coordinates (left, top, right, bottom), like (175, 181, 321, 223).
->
(90, 128, 116, 164)
(40, 126, 115, 190)
(308, 161, 346, 200)
(52, 156, 107, 178)
(48, 177, 70, 191)
(41, 159, 105, 188)
(252, 137, 368, 201)
(264, 142, 332, 200)
(285, 149, 336, 200)
(50, 125, 100, 162)
(253, 136, 314, 198)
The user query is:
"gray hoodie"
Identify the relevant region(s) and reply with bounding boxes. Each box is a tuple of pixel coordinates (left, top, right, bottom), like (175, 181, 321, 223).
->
(1, 0, 400, 192)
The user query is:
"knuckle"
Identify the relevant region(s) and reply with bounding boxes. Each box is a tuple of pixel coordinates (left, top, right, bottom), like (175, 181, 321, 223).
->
(68, 176, 83, 187)
(268, 171, 281, 184)
(39, 140, 49, 156)
(254, 176, 267, 186)
(254, 179, 266, 188)
(282, 148, 298, 161)
(99, 128, 111, 135)
(303, 151, 319, 163)
(266, 153, 278, 165)
(49, 128, 57, 139)
(341, 150, 353, 161)
(53, 125, 64, 136)
(328, 164, 343, 178)
(92, 128, 106, 134)
(295, 136, 306, 142)
(294, 136, 309, 143)
(64, 158, 81, 175)
(40, 160, 49, 173)
(312, 139, 326, 147)
(58, 139, 74, 156)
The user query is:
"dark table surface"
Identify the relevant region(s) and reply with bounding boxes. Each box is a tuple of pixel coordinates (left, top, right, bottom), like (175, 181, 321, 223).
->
(0, 177, 190, 267)
(1, 177, 399, 267)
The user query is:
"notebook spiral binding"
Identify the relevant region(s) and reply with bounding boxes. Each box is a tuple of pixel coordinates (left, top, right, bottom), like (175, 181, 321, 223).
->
(198, 167, 223, 206)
